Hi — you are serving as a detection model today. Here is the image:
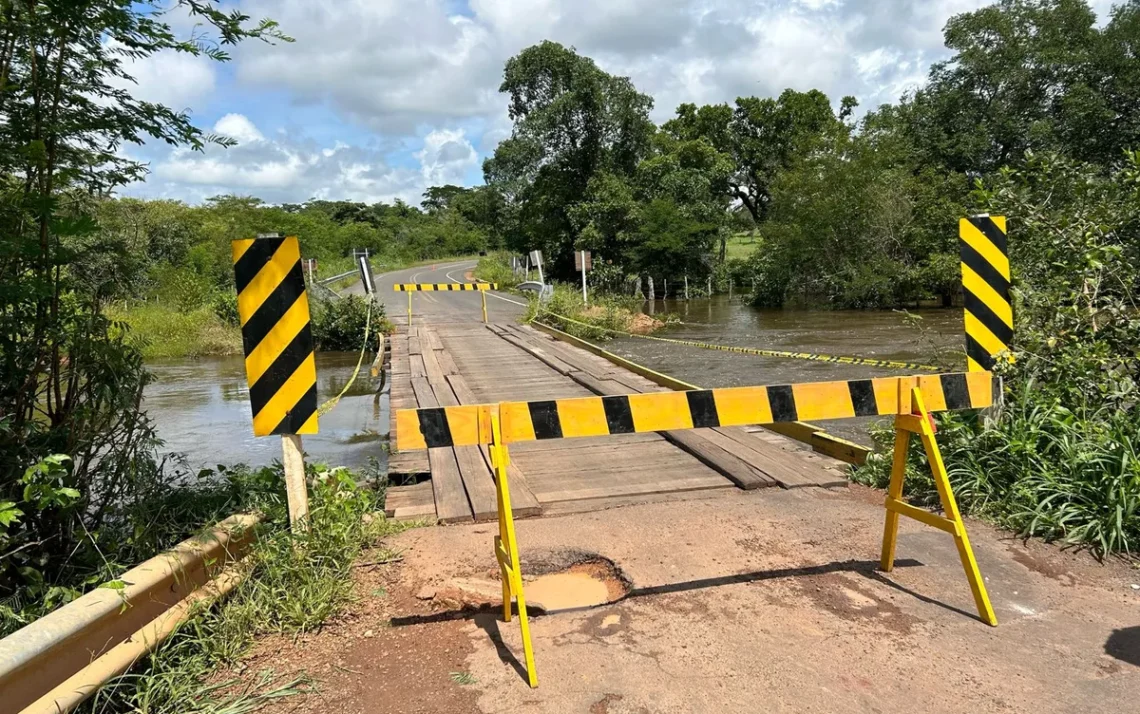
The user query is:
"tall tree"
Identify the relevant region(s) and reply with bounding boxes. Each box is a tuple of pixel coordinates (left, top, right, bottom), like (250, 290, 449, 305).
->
(0, 0, 285, 596)
(663, 90, 852, 224)
(484, 41, 655, 277)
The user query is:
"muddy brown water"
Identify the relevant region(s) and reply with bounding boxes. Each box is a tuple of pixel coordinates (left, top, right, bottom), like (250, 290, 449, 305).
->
(143, 299, 963, 468)
(611, 297, 964, 445)
(143, 352, 388, 471)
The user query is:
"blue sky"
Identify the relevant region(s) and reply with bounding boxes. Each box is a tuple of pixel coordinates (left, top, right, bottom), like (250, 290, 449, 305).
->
(119, 0, 1120, 207)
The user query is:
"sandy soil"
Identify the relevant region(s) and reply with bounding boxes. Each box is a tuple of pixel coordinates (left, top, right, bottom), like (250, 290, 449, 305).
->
(244, 484, 1140, 714)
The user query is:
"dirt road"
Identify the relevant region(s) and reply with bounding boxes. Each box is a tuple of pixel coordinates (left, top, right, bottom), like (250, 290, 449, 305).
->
(243, 483, 1140, 713)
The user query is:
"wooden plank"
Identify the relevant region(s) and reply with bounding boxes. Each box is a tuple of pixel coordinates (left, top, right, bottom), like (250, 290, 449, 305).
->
(408, 336, 423, 355)
(424, 328, 445, 352)
(383, 481, 436, 521)
(454, 445, 499, 521)
(446, 372, 541, 517)
(409, 354, 427, 379)
(420, 344, 447, 385)
(437, 350, 460, 376)
(497, 333, 576, 375)
(427, 447, 472, 524)
(563, 364, 769, 490)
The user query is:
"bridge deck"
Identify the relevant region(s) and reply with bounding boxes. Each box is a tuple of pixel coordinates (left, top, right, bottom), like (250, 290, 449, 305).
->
(384, 320, 848, 522)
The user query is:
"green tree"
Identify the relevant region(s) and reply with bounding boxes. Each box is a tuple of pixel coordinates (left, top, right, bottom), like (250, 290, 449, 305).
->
(484, 41, 655, 277)
(0, 0, 285, 599)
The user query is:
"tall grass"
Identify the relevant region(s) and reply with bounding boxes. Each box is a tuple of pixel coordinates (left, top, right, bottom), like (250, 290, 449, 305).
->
(107, 303, 242, 360)
(524, 283, 648, 341)
(854, 387, 1140, 557)
(473, 251, 522, 289)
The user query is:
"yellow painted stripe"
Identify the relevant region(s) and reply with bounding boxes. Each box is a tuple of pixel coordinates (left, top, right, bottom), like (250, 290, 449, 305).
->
(556, 397, 609, 438)
(232, 237, 255, 263)
(396, 409, 427, 451)
(252, 353, 316, 435)
(965, 371, 993, 407)
(445, 405, 491, 446)
(244, 295, 311, 385)
(870, 378, 898, 415)
(967, 356, 987, 373)
(960, 219, 1011, 280)
(792, 381, 855, 422)
(918, 375, 948, 412)
(711, 386, 773, 426)
(295, 411, 319, 435)
(964, 312, 1009, 358)
(628, 391, 692, 432)
(237, 240, 299, 325)
(500, 402, 537, 443)
(961, 264, 1013, 327)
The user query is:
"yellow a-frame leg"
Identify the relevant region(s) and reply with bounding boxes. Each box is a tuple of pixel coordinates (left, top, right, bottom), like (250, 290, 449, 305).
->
(481, 289, 489, 324)
(880, 387, 998, 626)
(490, 411, 539, 687)
(407, 291, 413, 326)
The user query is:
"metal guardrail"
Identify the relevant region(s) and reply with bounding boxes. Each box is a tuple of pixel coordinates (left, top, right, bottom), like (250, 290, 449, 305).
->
(0, 513, 260, 714)
(316, 270, 357, 285)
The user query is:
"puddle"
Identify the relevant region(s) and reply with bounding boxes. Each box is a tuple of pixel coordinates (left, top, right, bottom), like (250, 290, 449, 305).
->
(525, 562, 628, 611)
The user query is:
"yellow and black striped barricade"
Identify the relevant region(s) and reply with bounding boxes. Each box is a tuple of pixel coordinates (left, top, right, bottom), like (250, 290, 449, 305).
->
(394, 283, 499, 325)
(395, 371, 1000, 687)
(960, 215, 1012, 371)
(232, 234, 317, 529)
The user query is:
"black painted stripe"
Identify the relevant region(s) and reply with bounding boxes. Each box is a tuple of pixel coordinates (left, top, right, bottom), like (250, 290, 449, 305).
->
(528, 401, 563, 440)
(270, 383, 317, 435)
(959, 238, 1011, 299)
(967, 215, 1008, 255)
(249, 324, 313, 414)
(940, 373, 971, 410)
(601, 395, 636, 434)
(240, 261, 306, 353)
(965, 335, 995, 370)
(233, 237, 284, 295)
(963, 288, 1013, 344)
(848, 379, 878, 417)
(417, 407, 454, 448)
(686, 390, 720, 428)
(768, 385, 798, 422)
(248, 324, 314, 417)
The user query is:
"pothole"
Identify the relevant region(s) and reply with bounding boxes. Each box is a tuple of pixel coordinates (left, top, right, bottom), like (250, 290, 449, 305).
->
(422, 551, 630, 614)
(525, 561, 628, 611)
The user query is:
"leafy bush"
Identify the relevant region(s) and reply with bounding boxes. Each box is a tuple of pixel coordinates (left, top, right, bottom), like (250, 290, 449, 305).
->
(212, 290, 240, 326)
(311, 295, 388, 351)
(855, 152, 1140, 555)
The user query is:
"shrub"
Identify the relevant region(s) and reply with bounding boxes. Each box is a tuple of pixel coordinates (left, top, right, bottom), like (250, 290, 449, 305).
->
(311, 295, 387, 351)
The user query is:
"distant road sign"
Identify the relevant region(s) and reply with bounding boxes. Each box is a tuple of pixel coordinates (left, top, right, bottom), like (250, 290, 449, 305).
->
(574, 250, 592, 272)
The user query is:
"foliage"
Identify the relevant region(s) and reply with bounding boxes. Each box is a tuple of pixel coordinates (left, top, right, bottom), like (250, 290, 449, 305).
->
(311, 295, 390, 352)
(484, 41, 656, 278)
(473, 252, 523, 290)
(855, 153, 1140, 555)
(106, 303, 242, 360)
(81, 464, 411, 713)
(0, 1, 283, 609)
(524, 283, 646, 341)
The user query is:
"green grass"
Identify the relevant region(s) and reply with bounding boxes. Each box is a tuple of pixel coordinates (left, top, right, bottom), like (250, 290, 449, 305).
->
(725, 232, 761, 261)
(83, 467, 415, 713)
(450, 672, 477, 685)
(107, 303, 242, 360)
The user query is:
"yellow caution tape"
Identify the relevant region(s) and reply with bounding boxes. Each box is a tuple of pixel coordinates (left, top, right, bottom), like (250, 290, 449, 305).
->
(317, 298, 375, 416)
(532, 309, 943, 372)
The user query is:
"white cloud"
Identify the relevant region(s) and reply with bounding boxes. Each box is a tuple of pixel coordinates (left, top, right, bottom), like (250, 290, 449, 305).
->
(133, 116, 477, 206)
(125, 0, 1124, 202)
(106, 44, 216, 110)
(213, 114, 265, 144)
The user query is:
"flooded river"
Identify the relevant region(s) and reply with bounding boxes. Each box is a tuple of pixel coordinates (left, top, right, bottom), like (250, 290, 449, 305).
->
(609, 297, 964, 445)
(143, 298, 964, 468)
(144, 353, 387, 471)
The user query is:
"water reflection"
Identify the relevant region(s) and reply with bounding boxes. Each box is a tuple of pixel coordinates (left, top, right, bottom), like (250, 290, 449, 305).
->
(143, 352, 387, 471)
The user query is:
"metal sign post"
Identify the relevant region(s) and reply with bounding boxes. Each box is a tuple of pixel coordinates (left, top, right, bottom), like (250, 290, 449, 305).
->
(575, 250, 591, 304)
(530, 250, 544, 286)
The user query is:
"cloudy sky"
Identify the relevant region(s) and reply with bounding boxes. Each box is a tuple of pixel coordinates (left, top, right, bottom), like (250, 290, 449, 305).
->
(120, 0, 1118, 206)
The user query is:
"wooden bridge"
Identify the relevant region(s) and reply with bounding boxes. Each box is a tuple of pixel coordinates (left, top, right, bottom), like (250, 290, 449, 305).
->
(377, 262, 848, 523)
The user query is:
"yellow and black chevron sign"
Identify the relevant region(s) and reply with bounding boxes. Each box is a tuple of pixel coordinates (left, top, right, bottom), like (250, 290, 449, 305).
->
(393, 283, 496, 291)
(960, 216, 1012, 372)
(396, 372, 994, 450)
(231, 235, 318, 436)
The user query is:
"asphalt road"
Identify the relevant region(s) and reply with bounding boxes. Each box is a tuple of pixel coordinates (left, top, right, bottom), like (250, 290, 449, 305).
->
(343, 259, 527, 325)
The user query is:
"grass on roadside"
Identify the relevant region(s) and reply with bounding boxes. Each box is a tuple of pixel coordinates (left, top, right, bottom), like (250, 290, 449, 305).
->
(524, 283, 666, 341)
(82, 465, 414, 714)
